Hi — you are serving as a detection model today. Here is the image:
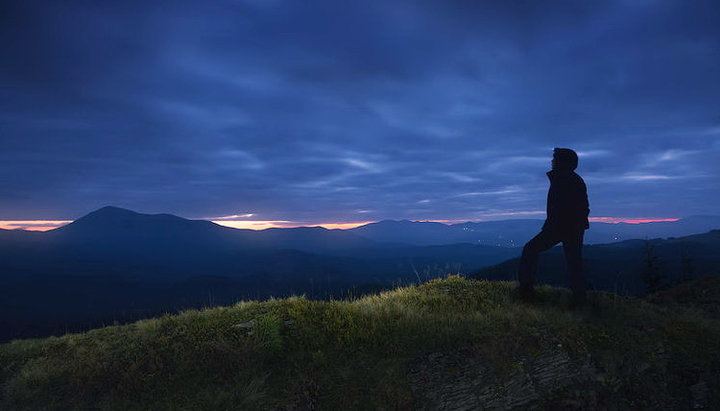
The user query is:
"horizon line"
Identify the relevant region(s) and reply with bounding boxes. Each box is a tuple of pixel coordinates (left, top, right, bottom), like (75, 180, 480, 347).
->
(0, 216, 683, 232)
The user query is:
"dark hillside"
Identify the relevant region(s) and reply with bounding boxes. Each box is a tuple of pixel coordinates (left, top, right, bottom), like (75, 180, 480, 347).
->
(648, 275, 720, 319)
(0, 208, 518, 343)
(1, 276, 718, 410)
(471, 230, 720, 295)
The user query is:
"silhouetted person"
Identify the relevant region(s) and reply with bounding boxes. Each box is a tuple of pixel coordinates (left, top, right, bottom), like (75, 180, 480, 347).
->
(518, 148, 590, 307)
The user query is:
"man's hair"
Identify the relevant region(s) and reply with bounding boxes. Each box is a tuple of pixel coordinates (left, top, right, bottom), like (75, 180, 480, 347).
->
(553, 148, 578, 171)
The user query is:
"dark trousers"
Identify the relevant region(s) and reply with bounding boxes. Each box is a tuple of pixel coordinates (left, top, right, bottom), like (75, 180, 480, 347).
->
(518, 229, 586, 301)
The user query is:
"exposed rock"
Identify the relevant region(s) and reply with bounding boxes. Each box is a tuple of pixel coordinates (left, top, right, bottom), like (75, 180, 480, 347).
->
(408, 347, 596, 410)
(233, 320, 255, 328)
(690, 380, 708, 409)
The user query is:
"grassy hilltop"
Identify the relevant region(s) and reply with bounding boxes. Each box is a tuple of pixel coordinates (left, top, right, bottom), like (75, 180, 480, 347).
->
(2, 276, 720, 410)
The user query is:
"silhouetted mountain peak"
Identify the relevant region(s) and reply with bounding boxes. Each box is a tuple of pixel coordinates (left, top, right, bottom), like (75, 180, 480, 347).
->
(359, 219, 448, 228)
(82, 206, 140, 219)
(53, 206, 218, 238)
(73, 206, 180, 224)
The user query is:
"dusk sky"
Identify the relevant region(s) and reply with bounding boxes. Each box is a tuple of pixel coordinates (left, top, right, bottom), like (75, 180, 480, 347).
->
(1, 0, 719, 230)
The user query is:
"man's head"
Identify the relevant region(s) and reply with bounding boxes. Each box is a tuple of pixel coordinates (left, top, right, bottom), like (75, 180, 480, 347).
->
(552, 148, 578, 171)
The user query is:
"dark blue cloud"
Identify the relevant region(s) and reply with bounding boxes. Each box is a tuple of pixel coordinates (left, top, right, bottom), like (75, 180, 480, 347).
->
(1, 0, 719, 222)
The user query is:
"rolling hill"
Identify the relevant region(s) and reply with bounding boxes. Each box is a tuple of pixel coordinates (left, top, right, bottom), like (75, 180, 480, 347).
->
(0, 206, 518, 283)
(349, 216, 720, 247)
(0, 207, 517, 342)
(2, 206, 718, 343)
(2, 276, 719, 410)
(471, 229, 720, 295)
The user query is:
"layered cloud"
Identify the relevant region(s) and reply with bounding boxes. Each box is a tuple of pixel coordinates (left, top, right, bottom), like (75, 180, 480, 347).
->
(1, 0, 719, 222)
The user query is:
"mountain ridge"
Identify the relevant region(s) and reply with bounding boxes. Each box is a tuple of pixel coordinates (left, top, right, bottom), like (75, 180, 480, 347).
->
(6, 206, 720, 248)
(2, 206, 718, 344)
(349, 216, 720, 246)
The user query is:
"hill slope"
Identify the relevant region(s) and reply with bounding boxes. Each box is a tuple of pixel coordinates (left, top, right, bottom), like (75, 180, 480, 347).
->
(2, 276, 719, 410)
(0, 207, 519, 343)
(471, 229, 720, 295)
(0, 206, 514, 283)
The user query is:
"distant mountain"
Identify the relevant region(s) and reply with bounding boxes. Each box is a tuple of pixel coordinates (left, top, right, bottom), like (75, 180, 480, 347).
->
(43, 206, 382, 254)
(350, 219, 543, 247)
(2, 206, 718, 342)
(0, 207, 517, 342)
(349, 216, 720, 247)
(350, 219, 469, 245)
(470, 229, 720, 295)
(52, 206, 223, 238)
(0, 206, 513, 282)
(587, 215, 720, 243)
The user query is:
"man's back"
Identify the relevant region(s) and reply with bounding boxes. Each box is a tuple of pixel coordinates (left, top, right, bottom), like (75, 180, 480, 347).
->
(543, 169, 590, 233)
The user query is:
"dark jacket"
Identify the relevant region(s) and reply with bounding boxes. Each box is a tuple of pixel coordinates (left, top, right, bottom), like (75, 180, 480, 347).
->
(542, 170, 590, 233)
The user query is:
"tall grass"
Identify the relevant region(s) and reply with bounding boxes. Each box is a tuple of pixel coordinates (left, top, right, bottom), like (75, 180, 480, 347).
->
(1, 275, 719, 410)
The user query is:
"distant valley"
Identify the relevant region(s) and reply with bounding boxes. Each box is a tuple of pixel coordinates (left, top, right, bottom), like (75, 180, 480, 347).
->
(349, 215, 720, 246)
(1, 206, 719, 342)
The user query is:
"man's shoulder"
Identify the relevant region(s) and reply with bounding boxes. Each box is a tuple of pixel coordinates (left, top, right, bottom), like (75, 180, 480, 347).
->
(550, 171, 587, 188)
(571, 172, 586, 185)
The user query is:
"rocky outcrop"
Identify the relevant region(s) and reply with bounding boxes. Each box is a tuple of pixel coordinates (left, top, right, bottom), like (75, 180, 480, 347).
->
(408, 347, 596, 410)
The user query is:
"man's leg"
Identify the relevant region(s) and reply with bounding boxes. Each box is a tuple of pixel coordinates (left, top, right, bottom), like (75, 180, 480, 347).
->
(562, 231, 586, 306)
(518, 230, 561, 298)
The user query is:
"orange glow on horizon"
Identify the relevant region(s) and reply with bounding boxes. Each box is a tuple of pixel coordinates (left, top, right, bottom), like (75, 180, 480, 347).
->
(212, 220, 294, 230)
(0, 216, 683, 232)
(0, 220, 72, 231)
(212, 220, 374, 230)
(311, 221, 375, 230)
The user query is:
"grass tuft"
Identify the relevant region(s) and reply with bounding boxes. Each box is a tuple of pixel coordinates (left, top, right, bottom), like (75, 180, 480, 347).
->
(2, 275, 719, 410)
